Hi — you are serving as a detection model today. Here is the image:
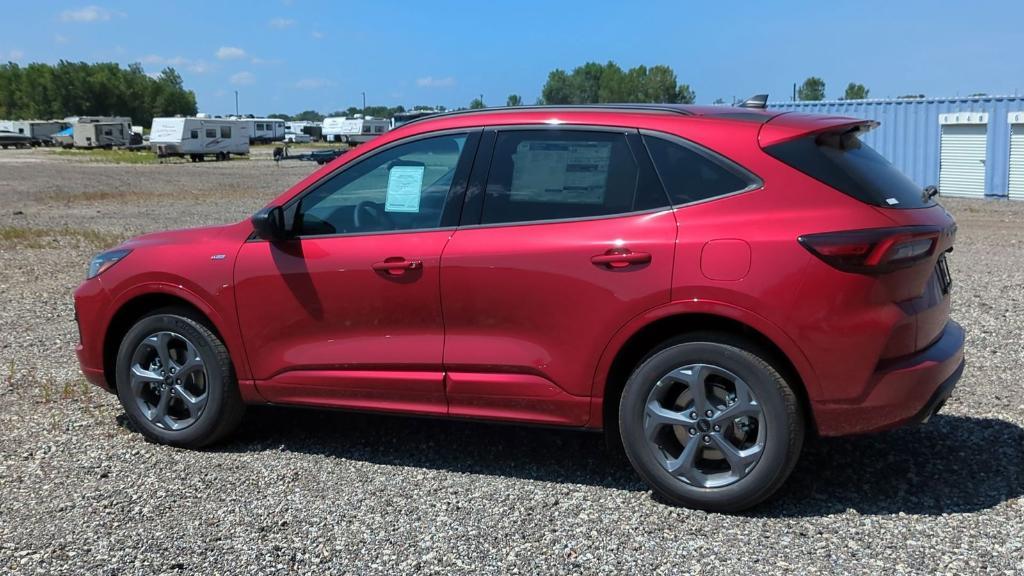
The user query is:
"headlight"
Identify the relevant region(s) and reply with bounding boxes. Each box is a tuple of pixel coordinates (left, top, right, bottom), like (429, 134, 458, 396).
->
(86, 248, 132, 279)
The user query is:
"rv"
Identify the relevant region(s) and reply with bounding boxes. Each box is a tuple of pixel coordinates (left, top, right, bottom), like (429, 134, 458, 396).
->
(150, 117, 249, 161)
(0, 120, 70, 146)
(390, 109, 441, 129)
(229, 117, 286, 143)
(322, 115, 389, 144)
(72, 117, 133, 148)
(285, 120, 323, 141)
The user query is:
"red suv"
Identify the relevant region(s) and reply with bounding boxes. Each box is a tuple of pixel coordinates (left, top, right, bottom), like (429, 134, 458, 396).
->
(74, 104, 964, 511)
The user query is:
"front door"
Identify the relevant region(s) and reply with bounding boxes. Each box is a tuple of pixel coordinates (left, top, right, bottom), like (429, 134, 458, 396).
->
(235, 131, 478, 415)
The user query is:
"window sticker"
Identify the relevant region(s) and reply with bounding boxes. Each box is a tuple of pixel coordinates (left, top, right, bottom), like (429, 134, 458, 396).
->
(385, 165, 425, 213)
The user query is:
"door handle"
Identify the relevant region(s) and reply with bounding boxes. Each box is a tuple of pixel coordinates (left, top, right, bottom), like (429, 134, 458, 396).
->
(372, 258, 422, 276)
(591, 249, 652, 269)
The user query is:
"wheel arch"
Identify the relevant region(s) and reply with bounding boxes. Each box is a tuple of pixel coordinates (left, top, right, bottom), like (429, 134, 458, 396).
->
(102, 291, 230, 392)
(593, 307, 818, 434)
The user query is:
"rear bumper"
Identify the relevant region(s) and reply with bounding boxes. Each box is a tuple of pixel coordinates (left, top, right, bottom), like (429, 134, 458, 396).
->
(814, 320, 965, 436)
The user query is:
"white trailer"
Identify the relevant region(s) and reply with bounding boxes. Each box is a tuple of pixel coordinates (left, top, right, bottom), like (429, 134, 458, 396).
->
(285, 120, 323, 141)
(229, 117, 285, 143)
(3, 120, 69, 145)
(150, 117, 249, 161)
(322, 116, 389, 145)
(72, 117, 133, 148)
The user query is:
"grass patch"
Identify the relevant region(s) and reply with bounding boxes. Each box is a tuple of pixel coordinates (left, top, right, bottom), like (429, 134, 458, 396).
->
(0, 225, 126, 249)
(54, 148, 158, 164)
(3, 360, 98, 404)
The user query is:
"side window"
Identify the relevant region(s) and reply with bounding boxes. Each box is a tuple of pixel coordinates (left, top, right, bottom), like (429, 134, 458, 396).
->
(190, 130, 199, 139)
(295, 133, 468, 236)
(220, 126, 232, 138)
(481, 130, 639, 225)
(205, 128, 216, 138)
(643, 135, 757, 205)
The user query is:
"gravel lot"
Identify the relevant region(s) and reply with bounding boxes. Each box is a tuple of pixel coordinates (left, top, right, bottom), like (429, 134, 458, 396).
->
(1, 147, 1022, 575)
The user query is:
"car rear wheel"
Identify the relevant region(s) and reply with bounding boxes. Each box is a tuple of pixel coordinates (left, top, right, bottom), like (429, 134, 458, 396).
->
(115, 309, 244, 448)
(619, 333, 803, 512)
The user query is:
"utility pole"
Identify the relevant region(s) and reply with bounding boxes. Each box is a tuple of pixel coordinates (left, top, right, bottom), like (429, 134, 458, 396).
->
(234, 90, 239, 115)
(792, 83, 797, 102)
(361, 91, 366, 113)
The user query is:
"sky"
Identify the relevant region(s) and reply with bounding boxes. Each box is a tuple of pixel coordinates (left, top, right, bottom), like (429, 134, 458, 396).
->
(2, 0, 1023, 116)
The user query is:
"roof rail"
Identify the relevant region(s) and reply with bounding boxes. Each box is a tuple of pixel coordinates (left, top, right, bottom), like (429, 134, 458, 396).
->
(398, 103, 694, 127)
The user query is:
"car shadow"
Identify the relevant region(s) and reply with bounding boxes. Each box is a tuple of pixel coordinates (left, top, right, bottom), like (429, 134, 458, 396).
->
(218, 408, 1022, 516)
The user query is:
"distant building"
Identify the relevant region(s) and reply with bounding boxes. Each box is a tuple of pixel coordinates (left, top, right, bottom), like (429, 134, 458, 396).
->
(769, 95, 1024, 200)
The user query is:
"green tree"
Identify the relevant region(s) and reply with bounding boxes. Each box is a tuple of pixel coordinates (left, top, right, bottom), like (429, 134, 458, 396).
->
(468, 97, 486, 109)
(541, 69, 573, 104)
(798, 76, 826, 101)
(843, 82, 870, 100)
(506, 94, 523, 107)
(540, 61, 695, 105)
(0, 61, 197, 124)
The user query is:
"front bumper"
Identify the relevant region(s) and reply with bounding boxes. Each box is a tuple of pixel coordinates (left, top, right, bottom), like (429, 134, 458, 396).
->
(814, 321, 965, 436)
(73, 277, 114, 391)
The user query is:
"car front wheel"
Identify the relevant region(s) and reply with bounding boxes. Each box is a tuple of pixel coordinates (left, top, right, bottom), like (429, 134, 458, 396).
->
(115, 309, 244, 448)
(619, 333, 804, 512)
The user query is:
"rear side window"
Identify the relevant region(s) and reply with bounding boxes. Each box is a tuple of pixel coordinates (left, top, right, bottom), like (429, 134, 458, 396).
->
(482, 130, 639, 225)
(220, 126, 232, 138)
(643, 135, 758, 205)
(764, 129, 934, 209)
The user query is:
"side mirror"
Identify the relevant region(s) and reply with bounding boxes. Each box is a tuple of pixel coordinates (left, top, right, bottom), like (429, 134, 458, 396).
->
(251, 206, 289, 241)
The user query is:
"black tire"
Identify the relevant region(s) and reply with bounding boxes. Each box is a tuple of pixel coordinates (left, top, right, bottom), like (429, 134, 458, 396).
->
(115, 308, 245, 448)
(618, 332, 803, 512)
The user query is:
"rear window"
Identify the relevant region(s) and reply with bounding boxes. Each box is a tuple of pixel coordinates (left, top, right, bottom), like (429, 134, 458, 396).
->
(765, 129, 934, 209)
(643, 135, 758, 205)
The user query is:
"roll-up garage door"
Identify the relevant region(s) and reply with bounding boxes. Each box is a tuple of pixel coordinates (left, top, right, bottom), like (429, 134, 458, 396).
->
(1009, 112, 1024, 200)
(939, 112, 988, 198)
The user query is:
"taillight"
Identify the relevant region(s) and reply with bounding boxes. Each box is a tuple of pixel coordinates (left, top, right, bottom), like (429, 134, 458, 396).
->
(798, 227, 940, 274)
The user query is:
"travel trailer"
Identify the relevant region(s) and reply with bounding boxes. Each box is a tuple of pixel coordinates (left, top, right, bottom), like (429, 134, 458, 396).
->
(2, 120, 69, 145)
(150, 117, 249, 161)
(322, 115, 389, 144)
(72, 117, 132, 148)
(229, 116, 286, 143)
(285, 120, 323, 141)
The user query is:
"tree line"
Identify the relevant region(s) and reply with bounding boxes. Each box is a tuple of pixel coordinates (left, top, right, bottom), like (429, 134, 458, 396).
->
(0, 61, 197, 125)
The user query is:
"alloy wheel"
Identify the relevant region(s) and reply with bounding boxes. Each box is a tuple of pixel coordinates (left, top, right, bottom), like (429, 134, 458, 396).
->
(643, 363, 766, 488)
(129, 331, 209, 431)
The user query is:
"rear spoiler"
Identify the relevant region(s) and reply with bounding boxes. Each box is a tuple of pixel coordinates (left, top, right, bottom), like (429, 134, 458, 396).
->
(758, 113, 879, 148)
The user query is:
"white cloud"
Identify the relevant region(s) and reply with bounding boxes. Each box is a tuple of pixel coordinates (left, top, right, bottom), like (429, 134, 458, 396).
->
(311, 30, 325, 40)
(54, 34, 70, 45)
(60, 5, 118, 22)
(251, 57, 283, 65)
(187, 60, 211, 74)
(416, 76, 455, 88)
(138, 55, 212, 74)
(216, 46, 247, 60)
(295, 78, 335, 90)
(230, 71, 255, 85)
(269, 18, 295, 28)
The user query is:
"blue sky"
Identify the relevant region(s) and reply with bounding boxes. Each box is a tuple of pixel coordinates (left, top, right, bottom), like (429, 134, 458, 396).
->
(3, 1, 1022, 115)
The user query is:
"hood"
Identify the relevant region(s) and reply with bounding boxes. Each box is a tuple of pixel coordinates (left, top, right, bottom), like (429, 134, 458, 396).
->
(120, 221, 252, 250)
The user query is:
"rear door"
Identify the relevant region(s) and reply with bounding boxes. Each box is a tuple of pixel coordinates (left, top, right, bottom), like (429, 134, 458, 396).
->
(439, 127, 677, 426)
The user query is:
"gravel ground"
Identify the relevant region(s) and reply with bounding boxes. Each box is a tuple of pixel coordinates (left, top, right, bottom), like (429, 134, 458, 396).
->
(1, 147, 1022, 575)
